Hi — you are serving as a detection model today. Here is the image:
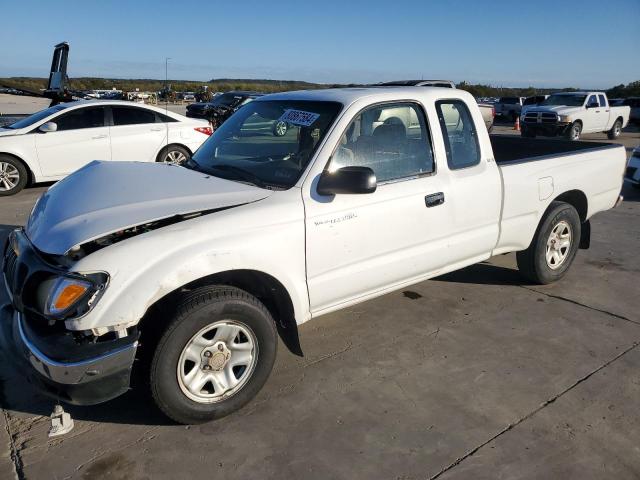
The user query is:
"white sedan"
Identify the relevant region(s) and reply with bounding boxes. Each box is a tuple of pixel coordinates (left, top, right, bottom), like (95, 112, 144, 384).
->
(0, 100, 212, 195)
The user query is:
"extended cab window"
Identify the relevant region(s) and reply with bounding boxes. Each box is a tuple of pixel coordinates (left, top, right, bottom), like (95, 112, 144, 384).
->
(598, 95, 607, 107)
(112, 107, 157, 126)
(55, 107, 106, 131)
(435, 100, 480, 170)
(329, 102, 434, 182)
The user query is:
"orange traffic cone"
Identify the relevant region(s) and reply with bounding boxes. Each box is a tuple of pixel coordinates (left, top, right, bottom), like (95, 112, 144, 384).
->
(513, 117, 520, 131)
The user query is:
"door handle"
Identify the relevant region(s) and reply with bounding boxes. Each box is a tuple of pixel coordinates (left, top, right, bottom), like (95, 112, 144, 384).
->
(425, 192, 445, 208)
(150, 126, 164, 131)
(91, 134, 107, 139)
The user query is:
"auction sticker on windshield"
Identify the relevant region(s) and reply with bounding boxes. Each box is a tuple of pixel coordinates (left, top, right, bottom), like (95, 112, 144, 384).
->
(278, 109, 320, 127)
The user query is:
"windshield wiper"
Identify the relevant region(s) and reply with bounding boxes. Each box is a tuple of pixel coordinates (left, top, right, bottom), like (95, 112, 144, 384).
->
(206, 164, 273, 189)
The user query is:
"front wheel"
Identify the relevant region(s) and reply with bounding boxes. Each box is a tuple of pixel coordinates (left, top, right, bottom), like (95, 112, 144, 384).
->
(516, 201, 581, 284)
(607, 119, 622, 139)
(565, 122, 582, 141)
(150, 286, 277, 424)
(0, 155, 28, 196)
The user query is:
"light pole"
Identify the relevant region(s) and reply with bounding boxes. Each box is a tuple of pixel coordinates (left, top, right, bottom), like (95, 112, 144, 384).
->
(165, 57, 171, 113)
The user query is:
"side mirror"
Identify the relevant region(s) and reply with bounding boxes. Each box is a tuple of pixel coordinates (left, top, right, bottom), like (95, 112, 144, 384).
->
(39, 122, 57, 133)
(317, 166, 377, 195)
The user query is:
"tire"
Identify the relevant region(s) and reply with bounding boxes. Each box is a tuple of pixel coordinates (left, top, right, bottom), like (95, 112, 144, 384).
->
(150, 286, 277, 424)
(157, 145, 190, 165)
(516, 201, 581, 284)
(273, 120, 288, 137)
(565, 121, 582, 141)
(0, 155, 28, 196)
(607, 119, 622, 140)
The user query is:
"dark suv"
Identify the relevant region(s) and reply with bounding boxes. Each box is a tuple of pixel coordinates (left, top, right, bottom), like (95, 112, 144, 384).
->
(185, 91, 263, 128)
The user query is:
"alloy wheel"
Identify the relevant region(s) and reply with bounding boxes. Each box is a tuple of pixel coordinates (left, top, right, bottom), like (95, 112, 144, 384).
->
(0, 162, 20, 192)
(177, 320, 258, 404)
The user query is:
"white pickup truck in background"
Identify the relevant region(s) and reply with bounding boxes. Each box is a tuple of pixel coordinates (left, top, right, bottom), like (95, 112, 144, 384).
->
(521, 91, 630, 140)
(1, 87, 626, 425)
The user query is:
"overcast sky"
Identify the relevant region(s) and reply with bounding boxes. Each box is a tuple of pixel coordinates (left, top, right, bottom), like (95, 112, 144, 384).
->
(2, 0, 639, 88)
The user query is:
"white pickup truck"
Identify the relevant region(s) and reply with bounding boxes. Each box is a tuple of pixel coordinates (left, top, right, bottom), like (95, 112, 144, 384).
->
(1, 87, 626, 424)
(521, 91, 630, 141)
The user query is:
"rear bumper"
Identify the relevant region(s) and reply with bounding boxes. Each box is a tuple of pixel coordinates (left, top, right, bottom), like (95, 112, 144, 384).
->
(0, 303, 138, 405)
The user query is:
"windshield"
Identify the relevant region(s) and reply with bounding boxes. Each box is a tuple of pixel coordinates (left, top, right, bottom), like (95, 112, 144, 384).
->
(541, 94, 586, 107)
(189, 100, 342, 190)
(211, 93, 246, 107)
(5, 104, 68, 129)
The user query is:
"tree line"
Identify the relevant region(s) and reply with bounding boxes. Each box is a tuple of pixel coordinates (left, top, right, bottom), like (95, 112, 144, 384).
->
(2, 77, 638, 99)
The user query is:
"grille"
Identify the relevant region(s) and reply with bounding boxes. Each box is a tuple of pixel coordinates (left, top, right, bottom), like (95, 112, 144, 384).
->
(3, 246, 18, 293)
(523, 112, 558, 124)
(626, 166, 638, 179)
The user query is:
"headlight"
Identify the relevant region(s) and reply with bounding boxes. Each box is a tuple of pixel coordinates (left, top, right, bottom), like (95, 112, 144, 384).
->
(558, 115, 572, 123)
(42, 273, 109, 318)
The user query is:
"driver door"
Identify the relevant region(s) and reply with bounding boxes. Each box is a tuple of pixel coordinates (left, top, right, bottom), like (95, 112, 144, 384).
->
(304, 102, 456, 313)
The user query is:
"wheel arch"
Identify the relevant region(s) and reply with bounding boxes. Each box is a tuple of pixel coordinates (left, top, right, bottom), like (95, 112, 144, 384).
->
(155, 143, 193, 162)
(549, 189, 590, 248)
(140, 269, 303, 357)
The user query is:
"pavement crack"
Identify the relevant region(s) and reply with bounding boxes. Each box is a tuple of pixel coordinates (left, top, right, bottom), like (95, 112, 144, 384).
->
(428, 340, 640, 480)
(520, 286, 640, 326)
(2, 408, 23, 480)
(303, 342, 353, 367)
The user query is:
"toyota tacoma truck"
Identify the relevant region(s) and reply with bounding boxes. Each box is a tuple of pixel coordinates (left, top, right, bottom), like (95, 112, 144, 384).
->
(521, 91, 630, 141)
(1, 87, 626, 424)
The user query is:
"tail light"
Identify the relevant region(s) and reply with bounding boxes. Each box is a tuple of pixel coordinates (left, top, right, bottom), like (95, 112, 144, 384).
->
(194, 126, 213, 136)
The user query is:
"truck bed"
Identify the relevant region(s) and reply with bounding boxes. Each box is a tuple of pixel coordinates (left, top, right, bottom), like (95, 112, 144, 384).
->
(490, 135, 618, 165)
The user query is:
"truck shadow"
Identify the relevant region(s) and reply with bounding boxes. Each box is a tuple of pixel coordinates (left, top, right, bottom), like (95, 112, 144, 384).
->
(434, 262, 523, 286)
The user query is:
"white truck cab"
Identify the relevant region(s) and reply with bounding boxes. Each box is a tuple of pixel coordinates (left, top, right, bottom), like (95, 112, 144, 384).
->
(1, 87, 627, 424)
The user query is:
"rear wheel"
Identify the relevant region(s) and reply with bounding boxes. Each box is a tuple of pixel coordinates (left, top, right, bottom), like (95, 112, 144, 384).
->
(157, 145, 190, 165)
(607, 119, 622, 139)
(565, 122, 582, 141)
(0, 155, 28, 196)
(516, 201, 581, 284)
(150, 286, 277, 424)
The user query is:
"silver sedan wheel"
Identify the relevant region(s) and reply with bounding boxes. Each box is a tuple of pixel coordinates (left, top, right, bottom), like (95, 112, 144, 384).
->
(0, 162, 20, 192)
(164, 150, 188, 165)
(274, 121, 288, 137)
(545, 220, 572, 270)
(177, 320, 258, 404)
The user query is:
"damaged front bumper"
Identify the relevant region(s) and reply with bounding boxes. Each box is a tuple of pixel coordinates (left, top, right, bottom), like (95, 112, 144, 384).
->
(0, 303, 138, 405)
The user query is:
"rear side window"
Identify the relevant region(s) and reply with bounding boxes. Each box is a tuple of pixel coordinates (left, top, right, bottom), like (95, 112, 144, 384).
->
(598, 95, 607, 107)
(329, 102, 434, 182)
(157, 112, 177, 123)
(112, 106, 157, 126)
(435, 100, 480, 170)
(55, 107, 105, 131)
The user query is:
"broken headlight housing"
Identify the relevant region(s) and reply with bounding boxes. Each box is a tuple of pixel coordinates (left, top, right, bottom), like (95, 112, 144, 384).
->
(38, 272, 109, 320)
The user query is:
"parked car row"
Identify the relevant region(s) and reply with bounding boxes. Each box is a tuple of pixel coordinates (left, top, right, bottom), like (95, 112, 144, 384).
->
(0, 101, 212, 195)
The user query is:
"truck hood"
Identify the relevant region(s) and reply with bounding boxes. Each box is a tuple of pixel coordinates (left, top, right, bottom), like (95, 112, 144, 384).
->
(524, 106, 582, 115)
(26, 161, 272, 255)
(0, 127, 23, 137)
